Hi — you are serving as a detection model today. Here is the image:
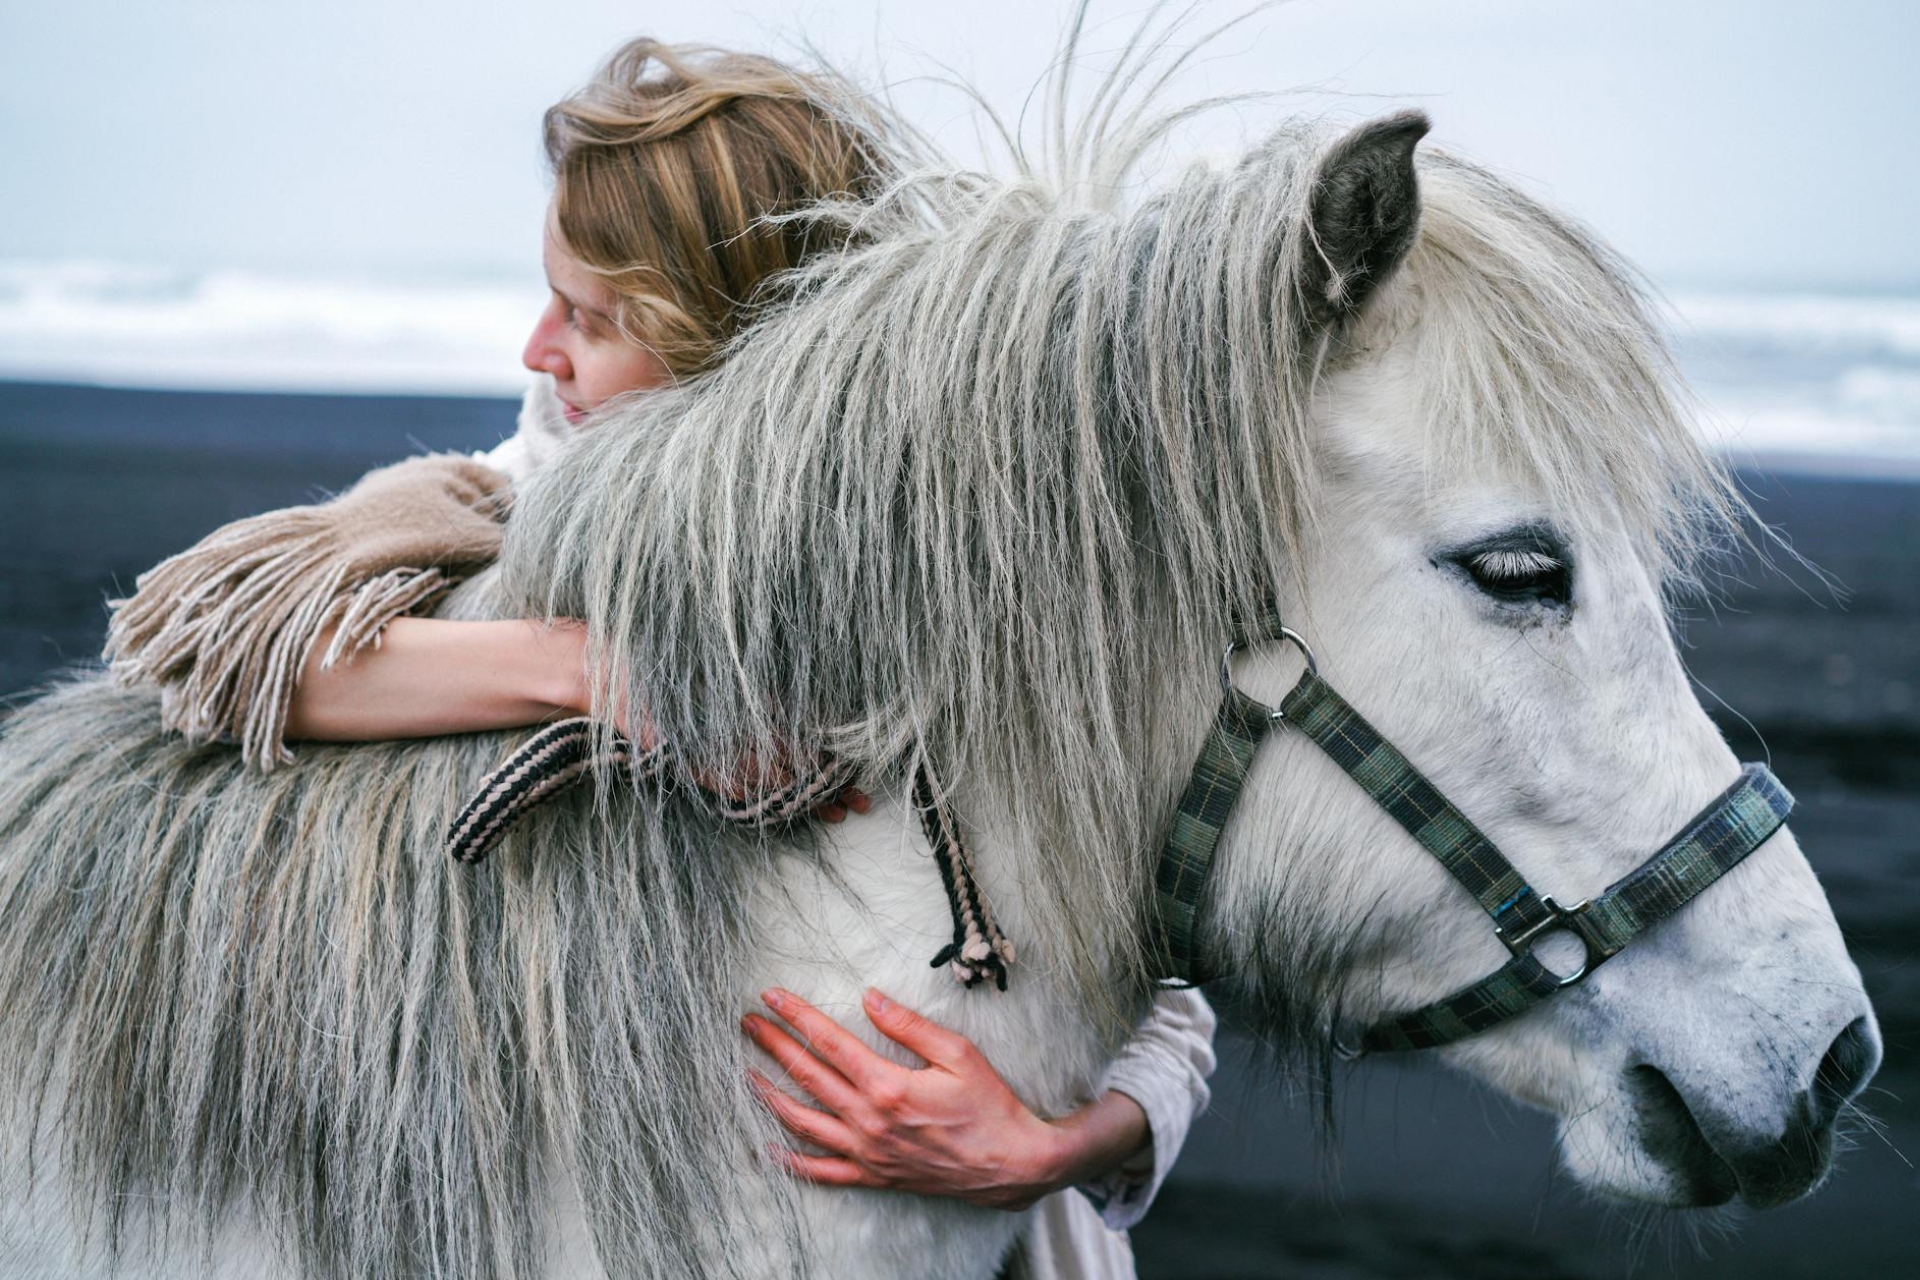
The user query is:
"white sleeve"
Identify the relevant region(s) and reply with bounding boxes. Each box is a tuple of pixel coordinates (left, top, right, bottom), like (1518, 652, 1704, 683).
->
(1073, 988, 1218, 1231)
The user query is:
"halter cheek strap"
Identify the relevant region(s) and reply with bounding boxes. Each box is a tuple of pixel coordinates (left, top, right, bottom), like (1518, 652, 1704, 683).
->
(1151, 686, 1279, 986)
(1284, 673, 1792, 1054)
(1152, 620, 1794, 1057)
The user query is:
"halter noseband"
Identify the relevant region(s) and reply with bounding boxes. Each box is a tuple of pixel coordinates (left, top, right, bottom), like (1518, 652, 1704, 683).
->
(1151, 607, 1793, 1058)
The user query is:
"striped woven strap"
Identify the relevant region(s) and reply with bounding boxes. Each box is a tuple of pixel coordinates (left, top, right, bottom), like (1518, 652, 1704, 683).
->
(914, 762, 1018, 990)
(1351, 762, 1792, 1053)
(1144, 614, 1795, 1055)
(1151, 686, 1278, 984)
(448, 718, 658, 863)
(1279, 673, 1539, 930)
(446, 717, 857, 864)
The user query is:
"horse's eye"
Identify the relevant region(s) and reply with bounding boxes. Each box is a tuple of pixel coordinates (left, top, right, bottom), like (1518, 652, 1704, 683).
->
(1461, 546, 1571, 606)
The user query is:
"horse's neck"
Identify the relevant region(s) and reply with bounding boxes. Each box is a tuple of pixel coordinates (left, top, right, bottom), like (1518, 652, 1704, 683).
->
(744, 782, 1141, 1116)
(445, 565, 1167, 1103)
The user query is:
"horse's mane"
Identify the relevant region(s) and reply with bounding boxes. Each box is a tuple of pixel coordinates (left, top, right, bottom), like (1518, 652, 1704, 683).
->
(500, 99, 1738, 1017)
(0, 19, 1739, 1280)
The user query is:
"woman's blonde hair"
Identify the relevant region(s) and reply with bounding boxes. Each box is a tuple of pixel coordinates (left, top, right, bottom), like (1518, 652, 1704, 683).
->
(544, 39, 891, 376)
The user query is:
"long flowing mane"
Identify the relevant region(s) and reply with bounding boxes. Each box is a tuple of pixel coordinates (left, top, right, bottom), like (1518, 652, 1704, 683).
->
(0, 28, 1739, 1280)
(501, 103, 1738, 1010)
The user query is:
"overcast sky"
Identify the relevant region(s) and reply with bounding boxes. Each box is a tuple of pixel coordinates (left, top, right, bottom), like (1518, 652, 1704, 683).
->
(4, 0, 1917, 290)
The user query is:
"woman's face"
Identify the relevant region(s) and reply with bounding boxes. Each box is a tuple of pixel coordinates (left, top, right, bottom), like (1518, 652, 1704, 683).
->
(522, 208, 672, 424)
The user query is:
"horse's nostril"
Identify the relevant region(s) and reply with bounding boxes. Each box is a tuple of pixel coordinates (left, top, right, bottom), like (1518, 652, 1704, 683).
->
(1623, 1063, 1738, 1206)
(1809, 1015, 1881, 1129)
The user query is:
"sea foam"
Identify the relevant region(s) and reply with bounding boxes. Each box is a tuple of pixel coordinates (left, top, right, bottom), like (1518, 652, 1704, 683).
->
(0, 260, 540, 396)
(2, 261, 1918, 466)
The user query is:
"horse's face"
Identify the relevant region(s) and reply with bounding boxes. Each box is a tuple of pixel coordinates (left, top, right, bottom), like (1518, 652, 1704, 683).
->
(1207, 114, 1878, 1210)
(1219, 290, 1880, 1212)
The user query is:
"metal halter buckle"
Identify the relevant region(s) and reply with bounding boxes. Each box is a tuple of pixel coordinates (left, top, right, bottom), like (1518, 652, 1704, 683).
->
(1494, 895, 1618, 988)
(1220, 627, 1318, 721)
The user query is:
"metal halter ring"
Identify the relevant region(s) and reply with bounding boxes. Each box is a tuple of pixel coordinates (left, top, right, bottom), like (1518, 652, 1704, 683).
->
(1494, 895, 1620, 989)
(1220, 626, 1319, 719)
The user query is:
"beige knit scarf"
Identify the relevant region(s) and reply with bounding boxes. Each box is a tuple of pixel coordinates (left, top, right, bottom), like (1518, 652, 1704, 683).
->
(104, 453, 512, 770)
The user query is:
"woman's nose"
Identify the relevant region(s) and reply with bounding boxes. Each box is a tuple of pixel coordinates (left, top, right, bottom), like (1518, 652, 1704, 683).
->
(522, 305, 572, 381)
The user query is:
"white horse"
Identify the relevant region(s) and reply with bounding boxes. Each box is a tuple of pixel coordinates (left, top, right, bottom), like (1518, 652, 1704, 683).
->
(0, 90, 1879, 1280)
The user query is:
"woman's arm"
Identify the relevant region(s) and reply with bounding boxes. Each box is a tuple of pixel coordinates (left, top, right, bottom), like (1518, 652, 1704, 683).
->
(284, 617, 601, 743)
(1072, 988, 1217, 1228)
(743, 988, 1171, 1212)
(286, 617, 868, 820)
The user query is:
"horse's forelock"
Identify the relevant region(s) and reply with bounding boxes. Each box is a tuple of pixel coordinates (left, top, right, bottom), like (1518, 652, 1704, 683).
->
(1393, 154, 1747, 595)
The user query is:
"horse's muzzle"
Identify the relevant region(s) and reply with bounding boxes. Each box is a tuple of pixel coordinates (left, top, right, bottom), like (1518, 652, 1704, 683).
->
(1627, 1013, 1883, 1208)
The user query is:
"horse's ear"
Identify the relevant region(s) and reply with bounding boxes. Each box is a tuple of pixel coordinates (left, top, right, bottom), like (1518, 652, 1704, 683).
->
(1300, 110, 1430, 326)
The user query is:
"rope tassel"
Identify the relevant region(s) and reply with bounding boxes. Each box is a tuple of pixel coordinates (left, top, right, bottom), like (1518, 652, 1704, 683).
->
(913, 763, 1016, 990)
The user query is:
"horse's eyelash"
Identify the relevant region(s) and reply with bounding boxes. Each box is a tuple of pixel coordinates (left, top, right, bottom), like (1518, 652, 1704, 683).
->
(1471, 548, 1562, 579)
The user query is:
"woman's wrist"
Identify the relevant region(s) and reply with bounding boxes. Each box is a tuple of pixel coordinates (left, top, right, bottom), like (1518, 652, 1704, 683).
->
(530, 619, 592, 717)
(1029, 1090, 1152, 1198)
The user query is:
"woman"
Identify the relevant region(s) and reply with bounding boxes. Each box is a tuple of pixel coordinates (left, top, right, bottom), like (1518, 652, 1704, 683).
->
(105, 39, 1216, 1280)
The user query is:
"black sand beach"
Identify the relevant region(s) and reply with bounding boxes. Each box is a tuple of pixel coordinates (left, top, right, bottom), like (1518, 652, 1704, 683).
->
(2, 381, 1915, 1278)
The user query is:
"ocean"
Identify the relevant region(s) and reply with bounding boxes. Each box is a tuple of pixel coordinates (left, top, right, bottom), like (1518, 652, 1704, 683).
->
(3, 258, 1920, 475)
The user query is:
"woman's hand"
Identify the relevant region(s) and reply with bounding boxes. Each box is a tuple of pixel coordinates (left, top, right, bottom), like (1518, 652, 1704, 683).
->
(548, 622, 869, 822)
(742, 988, 1151, 1210)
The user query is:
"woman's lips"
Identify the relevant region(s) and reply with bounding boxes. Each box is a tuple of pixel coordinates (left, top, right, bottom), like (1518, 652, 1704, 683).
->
(560, 401, 587, 425)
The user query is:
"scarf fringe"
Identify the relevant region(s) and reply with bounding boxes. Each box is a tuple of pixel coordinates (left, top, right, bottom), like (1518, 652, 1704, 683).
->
(104, 456, 508, 772)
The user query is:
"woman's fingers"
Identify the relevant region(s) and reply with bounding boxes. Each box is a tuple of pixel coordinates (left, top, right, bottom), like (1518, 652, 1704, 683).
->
(742, 1012, 864, 1114)
(749, 1069, 862, 1152)
(689, 752, 868, 826)
(862, 988, 971, 1070)
(811, 784, 868, 824)
(758, 989, 898, 1093)
(767, 1148, 882, 1188)
(742, 989, 1076, 1209)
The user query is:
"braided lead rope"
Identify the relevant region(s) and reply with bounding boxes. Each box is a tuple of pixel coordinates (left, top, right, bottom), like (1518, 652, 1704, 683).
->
(449, 721, 1019, 993)
(450, 719, 858, 863)
(711, 754, 860, 826)
(912, 762, 1016, 990)
(448, 717, 659, 863)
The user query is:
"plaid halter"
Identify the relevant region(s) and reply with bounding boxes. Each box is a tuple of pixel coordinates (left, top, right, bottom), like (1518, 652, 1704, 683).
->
(1151, 609, 1794, 1057)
